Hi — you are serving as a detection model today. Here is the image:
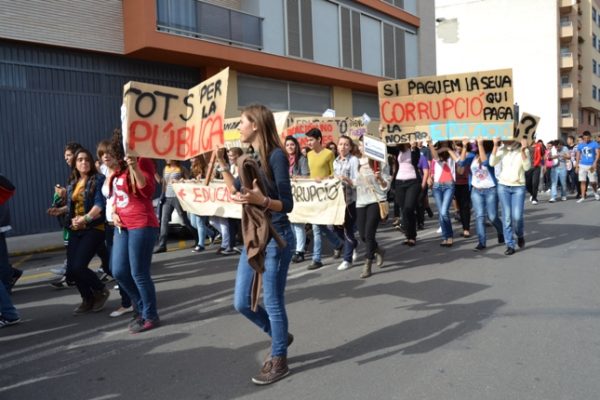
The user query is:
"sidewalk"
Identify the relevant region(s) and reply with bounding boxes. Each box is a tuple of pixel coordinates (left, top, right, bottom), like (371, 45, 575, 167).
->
(6, 230, 198, 257)
(6, 230, 65, 257)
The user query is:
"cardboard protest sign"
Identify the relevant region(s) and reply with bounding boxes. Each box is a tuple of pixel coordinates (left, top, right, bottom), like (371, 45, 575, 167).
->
(123, 68, 229, 160)
(514, 113, 540, 145)
(378, 68, 514, 144)
(173, 180, 242, 219)
(288, 178, 346, 225)
(223, 111, 290, 149)
(282, 116, 368, 149)
(362, 135, 387, 162)
(174, 178, 347, 225)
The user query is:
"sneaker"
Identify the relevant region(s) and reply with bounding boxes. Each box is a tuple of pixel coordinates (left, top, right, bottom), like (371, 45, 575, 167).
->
(50, 266, 66, 276)
(391, 217, 400, 227)
(0, 316, 21, 328)
(291, 252, 304, 263)
(153, 247, 166, 254)
(352, 250, 358, 263)
(333, 245, 343, 259)
(529, 195, 533, 202)
(436, 226, 442, 234)
(232, 247, 242, 254)
(473, 244, 486, 251)
(498, 234, 505, 244)
(426, 208, 434, 218)
(504, 247, 516, 256)
(517, 237, 525, 249)
(192, 245, 205, 253)
(252, 356, 290, 386)
(577, 197, 585, 203)
(561, 196, 567, 201)
(337, 261, 352, 271)
(129, 318, 160, 334)
(220, 248, 237, 256)
(595, 193, 600, 201)
(549, 198, 556, 203)
(531, 200, 538, 205)
(97, 272, 112, 283)
(307, 261, 323, 270)
(50, 276, 68, 289)
(110, 306, 134, 318)
(92, 287, 110, 312)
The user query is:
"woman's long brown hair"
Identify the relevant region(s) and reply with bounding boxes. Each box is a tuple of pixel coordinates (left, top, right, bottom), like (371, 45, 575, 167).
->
(241, 104, 283, 180)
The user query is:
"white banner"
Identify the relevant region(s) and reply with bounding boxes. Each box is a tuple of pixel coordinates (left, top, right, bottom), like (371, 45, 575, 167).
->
(174, 178, 347, 225)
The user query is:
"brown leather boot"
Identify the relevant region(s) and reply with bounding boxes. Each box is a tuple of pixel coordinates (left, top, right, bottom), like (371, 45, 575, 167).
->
(92, 287, 110, 312)
(360, 259, 372, 279)
(73, 298, 94, 315)
(252, 356, 290, 385)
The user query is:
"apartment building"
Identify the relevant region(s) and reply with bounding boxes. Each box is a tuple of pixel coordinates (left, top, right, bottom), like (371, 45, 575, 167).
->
(436, 0, 600, 143)
(0, 0, 435, 235)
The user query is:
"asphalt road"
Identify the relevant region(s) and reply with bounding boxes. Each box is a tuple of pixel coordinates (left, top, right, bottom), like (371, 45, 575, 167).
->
(2, 193, 600, 400)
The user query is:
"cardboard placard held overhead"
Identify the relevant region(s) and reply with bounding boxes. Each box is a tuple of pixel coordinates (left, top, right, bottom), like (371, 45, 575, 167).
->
(378, 68, 514, 145)
(362, 135, 388, 163)
(122, 68, 229, 160)
(513, 113, 540, 145)
(282, 116, 369, 149)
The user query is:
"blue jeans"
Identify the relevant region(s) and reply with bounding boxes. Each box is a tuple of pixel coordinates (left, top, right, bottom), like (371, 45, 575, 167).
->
(432, 183, 455, 240)
(335, 202, 358, 263)
(311, 224, 342, 262)
(497, 184, 526, 249)
(0, 232, 18, 320)
(551, 167, 567, 199)
(291, 223, 306, 253)
(112, 227, 159, 321)
(105, 224, 131, 308)
(189, 213, 207, 248)
(233, 227, 294, 357)
(471, 187, 503, 247)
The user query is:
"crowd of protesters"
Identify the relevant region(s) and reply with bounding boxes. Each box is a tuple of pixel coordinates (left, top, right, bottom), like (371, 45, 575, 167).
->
(2, 100, 600, 386)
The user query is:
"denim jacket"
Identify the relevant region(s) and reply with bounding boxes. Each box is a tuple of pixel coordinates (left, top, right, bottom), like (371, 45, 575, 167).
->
(66, 173, 106, 229)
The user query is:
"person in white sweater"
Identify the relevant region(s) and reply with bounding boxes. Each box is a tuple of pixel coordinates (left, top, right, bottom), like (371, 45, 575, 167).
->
(489, 137, 531, 255)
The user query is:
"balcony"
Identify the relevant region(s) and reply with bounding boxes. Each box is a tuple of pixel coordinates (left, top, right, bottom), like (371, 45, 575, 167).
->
(156, 0, 263, 50)
(560, 0, 575, 13)
(560, 113, 575, 128)
(560, 52, 574, 69)
(560, 20, 574, 42)
(561, 83, 574, 98)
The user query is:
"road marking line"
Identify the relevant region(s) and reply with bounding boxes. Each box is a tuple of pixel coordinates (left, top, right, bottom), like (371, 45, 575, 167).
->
(13, 254, 32, 268)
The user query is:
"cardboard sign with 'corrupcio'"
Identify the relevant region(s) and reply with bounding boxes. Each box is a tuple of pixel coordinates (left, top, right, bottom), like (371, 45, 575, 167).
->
(378, 68, 514, 145)
(123, 68, 229, 160)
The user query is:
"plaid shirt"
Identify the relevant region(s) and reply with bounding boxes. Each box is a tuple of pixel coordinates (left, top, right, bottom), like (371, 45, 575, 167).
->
(333, 154, 359, 204)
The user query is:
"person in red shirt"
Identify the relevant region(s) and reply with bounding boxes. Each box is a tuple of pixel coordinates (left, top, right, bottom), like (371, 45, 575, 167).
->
(525, 140, 545, 204)
(108, 130, 160, 334)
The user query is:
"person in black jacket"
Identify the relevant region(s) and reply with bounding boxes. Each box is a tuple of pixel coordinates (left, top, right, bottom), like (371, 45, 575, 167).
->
(0, 174, 20, 327)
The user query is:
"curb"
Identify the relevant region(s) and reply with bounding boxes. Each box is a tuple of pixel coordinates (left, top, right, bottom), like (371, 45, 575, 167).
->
(9, 245, 65, 258)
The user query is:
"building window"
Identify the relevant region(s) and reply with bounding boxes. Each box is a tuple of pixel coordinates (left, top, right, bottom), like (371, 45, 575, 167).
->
(237, 74, 331, 114)
(340, 7, 362, 70)
(286, 0, 314, 60)
(383, 23, 406, 79)
(594, 60, 597, 75)
(594, 34, 597, 50)
(594, 8, 597, 24)
(593, 85, 597, 100)
(352, 91, 379, 118)
(561, 103, 570, 116)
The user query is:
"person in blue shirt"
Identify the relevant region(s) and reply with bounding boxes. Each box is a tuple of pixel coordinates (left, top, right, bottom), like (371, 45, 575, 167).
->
(575, 131, 600, 202)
